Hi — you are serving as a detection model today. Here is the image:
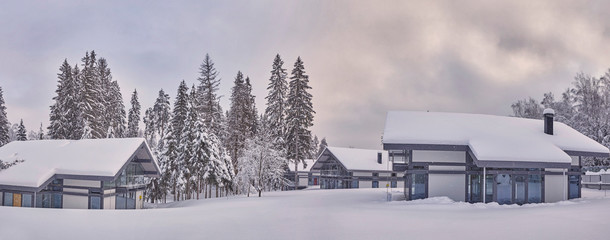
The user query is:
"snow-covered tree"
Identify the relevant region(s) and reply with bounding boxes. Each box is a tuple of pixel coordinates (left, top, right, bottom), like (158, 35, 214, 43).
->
(0, 86, 9, 146)
(127, 89, 141, 137)
(511, 97, 543, 119)
(172, 81, 190, 144)
(196, 54, 223, 136)
(79, 51, 106, 138)
(16, 119, 26, 141)
(227, 71, 249, 171)
(237, 116, 287, 197)
(285, 57, 315, 188)
(265, 54, 289, 147)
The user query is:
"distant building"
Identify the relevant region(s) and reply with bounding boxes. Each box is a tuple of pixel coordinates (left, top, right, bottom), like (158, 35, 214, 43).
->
(286, 159, 319, 189)
(311, 147, 405, 189)
(382, 110, 609, 204)
(0, 138, 160, 209)
(582, 170, 610, 190)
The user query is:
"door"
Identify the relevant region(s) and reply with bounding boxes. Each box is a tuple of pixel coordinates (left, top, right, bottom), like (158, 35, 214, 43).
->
(13, 193, 21, 207)
(313, 177, 318, 185)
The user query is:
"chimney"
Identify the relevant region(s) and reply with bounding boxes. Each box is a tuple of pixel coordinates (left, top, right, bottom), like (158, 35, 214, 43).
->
(543, 108, 555, 135)
(377, 152, 382, 164)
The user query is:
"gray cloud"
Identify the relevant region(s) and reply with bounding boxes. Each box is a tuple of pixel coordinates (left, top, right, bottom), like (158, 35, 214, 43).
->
(1, 0, 610, 149)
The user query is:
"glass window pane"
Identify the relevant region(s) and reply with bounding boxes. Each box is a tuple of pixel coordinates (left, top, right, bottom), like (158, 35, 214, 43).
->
(514, 175, 526, 205)
(568, 175, 580, 199)
(372, 181, 379, 188)
(469, 175, 482, 203)
(352, 180, 359, 188)
(22, 194, 32, 208)
(496, 174, 512, 204)
(3, 192, 13, 206)
(528, 175, 542, 203)
(52, 193, 62, 208)
(42, 194, 51, 208)
(485, 175, 494, 203)
(412, 174, 426, 200)
(90, 196, 101, 209)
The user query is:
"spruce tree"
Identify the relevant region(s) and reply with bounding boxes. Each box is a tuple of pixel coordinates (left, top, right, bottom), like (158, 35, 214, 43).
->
(196, 54, 223, 136)
(48, 59, 72, 139)
(79, 51, 105, 138)
(285, 57, 315, 188)
(16, 119, 27, 141)
(227, 71, 248, 172)
(172, 81, 190, 145)
(0, 87, 10, 146)
(265, 54, 288, 147)
(127, 89, 141, 137)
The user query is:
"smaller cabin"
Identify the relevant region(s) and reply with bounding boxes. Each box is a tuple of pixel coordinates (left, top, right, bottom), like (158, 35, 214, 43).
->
(0, 138, 160, 209)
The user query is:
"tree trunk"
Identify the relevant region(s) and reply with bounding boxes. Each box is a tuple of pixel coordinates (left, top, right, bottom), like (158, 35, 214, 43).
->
(216, 185, 219, 198)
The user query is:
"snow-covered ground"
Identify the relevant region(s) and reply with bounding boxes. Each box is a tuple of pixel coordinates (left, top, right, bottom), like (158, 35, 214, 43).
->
(1, 188, 609, 240)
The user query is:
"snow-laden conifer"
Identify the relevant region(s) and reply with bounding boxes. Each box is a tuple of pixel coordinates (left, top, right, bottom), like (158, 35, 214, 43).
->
(285, 57, 315, 188)
(265, 54, 288, 147)
(127, 89, 141, 137)
(16, 119, 26, 141)
(0, 87, 7, 146)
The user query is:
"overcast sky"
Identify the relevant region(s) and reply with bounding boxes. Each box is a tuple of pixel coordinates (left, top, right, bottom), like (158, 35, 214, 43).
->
(2, 0, 610, 149)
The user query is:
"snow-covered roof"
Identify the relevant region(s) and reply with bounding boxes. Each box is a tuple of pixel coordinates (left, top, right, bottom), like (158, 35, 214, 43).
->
(287, 159, 315, 172)
(585, 169, 610, 175)
(383, 111, 609, 166)
(312, 147, 391, 172)
(0, 138, 159, 189)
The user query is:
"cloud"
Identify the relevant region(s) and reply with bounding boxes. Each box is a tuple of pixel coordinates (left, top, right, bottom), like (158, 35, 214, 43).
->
(1, 0, 610, 149)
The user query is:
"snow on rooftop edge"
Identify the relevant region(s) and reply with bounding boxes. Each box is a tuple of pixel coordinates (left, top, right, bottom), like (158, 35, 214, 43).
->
(382, 111, 609, 163)
(324, 146, 390, 171)
(0, 138, 153, 188)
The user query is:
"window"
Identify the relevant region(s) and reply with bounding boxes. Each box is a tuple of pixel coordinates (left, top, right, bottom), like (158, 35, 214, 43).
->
(372, 181, 379, 188)
(52, 193, 62, 208)
(3, 192, 13, 206)
(372, 173, 379, 177)
(568, 175, 580, 199)
(528, 175, 542, 203)
(391, 173, 397, 177)
(22, 194, 32, 208)
(352, 180, 359, 189)
(90, 196, 101, 209)
(411, 174, 427, 200)
(496, 174, 512, 205)
(391, 181, 397, 188)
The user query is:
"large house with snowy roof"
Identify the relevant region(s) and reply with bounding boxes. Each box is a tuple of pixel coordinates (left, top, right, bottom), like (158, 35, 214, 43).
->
(311, 147, 405, 189)
(0, 138, 160, 209)
(382, 110, 609, 204)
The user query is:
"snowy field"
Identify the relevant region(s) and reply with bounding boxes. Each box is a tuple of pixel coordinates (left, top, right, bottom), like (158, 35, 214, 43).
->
(1, 188, 610, 240)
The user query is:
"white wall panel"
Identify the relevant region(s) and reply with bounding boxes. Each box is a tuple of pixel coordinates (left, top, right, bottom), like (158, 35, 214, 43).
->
(63, 195, 88, 209)
(63, 179, 101, 188)
(412, 150, 465, 163)
(545, 175, 566, 202)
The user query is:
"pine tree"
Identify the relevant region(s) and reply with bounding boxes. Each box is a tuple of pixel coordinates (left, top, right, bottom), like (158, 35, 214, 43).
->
(106, 80, 127, 138)
(48, 60, 72, 140)
(38, 123, 45, 140)
(265, 54, 289, 147)
(172, 81, 190, 144)
(244, 77, 258, 136)
(227, 71, 250, 172)
(127, 89, 141, 137)
(79, 51, 105, 138)
(196, 54, 223, 136)
(16, 119, 27, 141)
(285, 57, 315, 188)
(0, 87, 10, 147)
